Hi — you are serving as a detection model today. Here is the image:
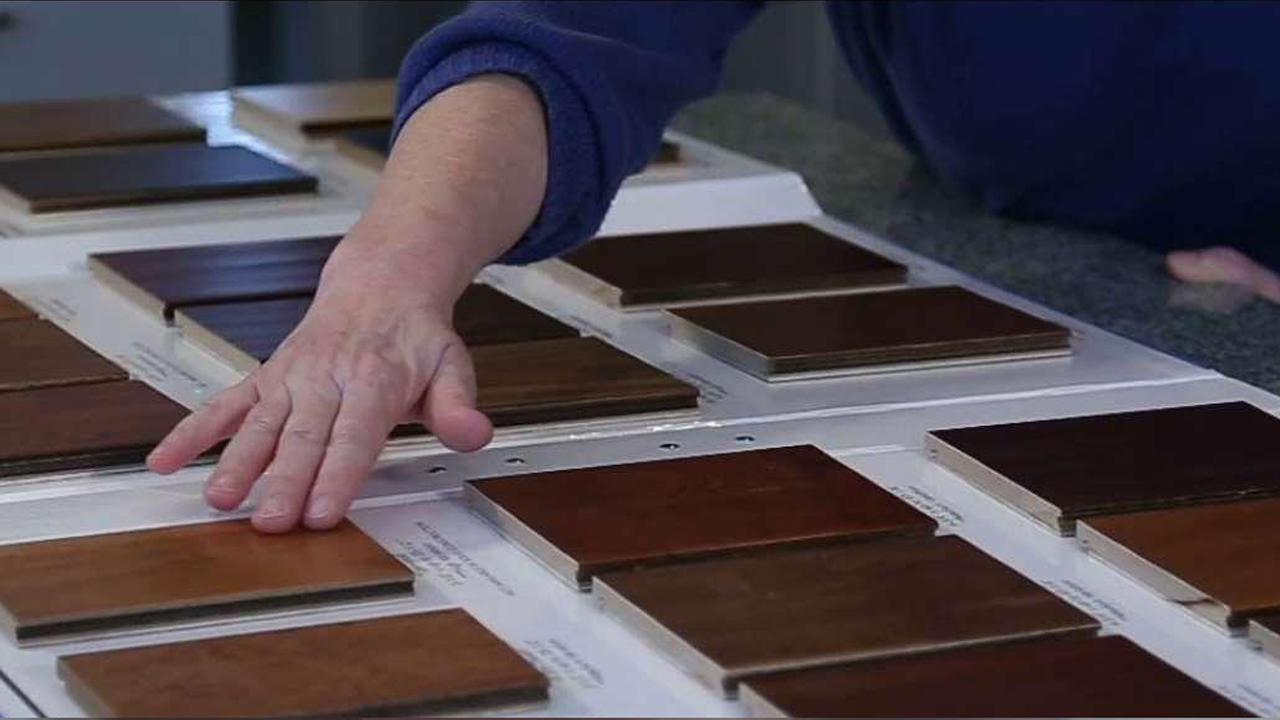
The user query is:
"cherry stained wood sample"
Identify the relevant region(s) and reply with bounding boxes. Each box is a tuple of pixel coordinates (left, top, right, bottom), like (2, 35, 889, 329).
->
(89, 236, 341, 319)
(0, 289, 35, 322)
(1248, 612, 1280, 666)
(232, 79, 396, 134)
(0, 381, 190, 478)
(667, 286, 1071, 380)
(0, 519, 413, 643)
(0, 143, 317, 213)
(594, 535, 1098, 694)
(555, 223, 907, 308)
(0, 97, 205, 153)
(58, 609, 547, 718)
(1077, 497, 1280, 629)
(0, 319, 126, 391)
(175, 284, 579, 371)
(926, 402, 1280, 535)
(467, 445, 935, 588)
(738, 634, 1247, 718)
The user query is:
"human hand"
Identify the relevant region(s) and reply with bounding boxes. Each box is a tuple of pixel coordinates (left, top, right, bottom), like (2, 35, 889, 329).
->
(1167, 246, 1280, 304)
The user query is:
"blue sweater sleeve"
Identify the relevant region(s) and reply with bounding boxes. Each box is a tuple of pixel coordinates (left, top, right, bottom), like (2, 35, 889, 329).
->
(393, 1, 763, 264)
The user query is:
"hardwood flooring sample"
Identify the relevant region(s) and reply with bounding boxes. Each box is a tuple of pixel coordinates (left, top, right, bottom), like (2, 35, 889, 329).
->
(58, 609, 547, 718)
(0, 289, 35, 322)
(176, 285, 579, 371)
(548, 223, 906, 309)
(667, 286, 1071, 381)
(594, 535, 1098, 695)
(233, 79, 395, 135)
(927, 402, 1280, 535)
(0, 519, 412, 644)
(0, 320, 126, 391)
(0, 97, 205, 153)
(467, 445, 935, 588)
(1249, 612, 1280, 666)
(0, 143, 317, 213)
(89, 236, 340, 319)
(0, 381, 190, 478)
(739, 634, 1246, 717)
(1077, 497, 1280, 630)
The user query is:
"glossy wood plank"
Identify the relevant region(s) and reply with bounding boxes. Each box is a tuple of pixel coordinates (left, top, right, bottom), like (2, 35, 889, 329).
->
(59, 608, 547, 717)
(739, 634, 1246, 717)
(0, 143, 317, 213)
(0, 381, 191, 478)
(595, 535, 1098, 694)
(232, 79, 395, 134)
(467, 445, 934, 587)
(558, 223, 906, 307)
(0, 519, 412, 643)
(0, 320, 126, 391)
(0, 97, 205, 153)
(0, 289, 35, 322)
(928, 402, 1280, 534)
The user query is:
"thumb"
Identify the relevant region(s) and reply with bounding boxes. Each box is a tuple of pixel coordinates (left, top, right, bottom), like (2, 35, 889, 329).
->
(421, 340, 493, 452)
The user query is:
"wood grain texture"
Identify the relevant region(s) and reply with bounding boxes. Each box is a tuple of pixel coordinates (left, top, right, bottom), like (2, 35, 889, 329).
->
(0, 143, 317, 213)
(929, 402, 1280, 528)
(0, 381, 191, 478)
(58, 609, 548, 718)
(1079, 497, 1280, 627)
(739, 634, 1247, 718)
(668, 286, 1070, 374)
(0, 320, 126, 391)
(559, 223, 906, 306)
(595, 535, 1098, 692)
(0, 519, 412, 642)
(90, 236, 340, 318)
(233, 79, 395, 133)
(468, 445, 934, 585)
(0, 97, 205, 153)
(0, 290, 35, 322)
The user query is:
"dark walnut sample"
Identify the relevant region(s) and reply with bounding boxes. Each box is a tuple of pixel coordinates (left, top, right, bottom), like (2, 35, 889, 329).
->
(0, 319, 126, 391)
(0, 96, 205, 153)
(0, 143, 317, 213)
(548, 223, 906, 309)
(594, 535, 1098, 695)
(175, 285, 579, 372)
(927, 401, 1280, 535)
(0, 289, 35, 322)
(89, 236, 341, 319)
(0, 381, 190, 478)
(467, 445, 935, 588)
(0, 519, 413, 644)
(1078, 496, 1280, 630)
(232, 79, 396, 135)
(58, 609, 548, 718)
(666, 286, 1071, 381)
(739, 634, 1247, 718)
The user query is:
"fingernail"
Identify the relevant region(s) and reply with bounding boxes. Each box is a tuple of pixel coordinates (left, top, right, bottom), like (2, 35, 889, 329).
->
(306, 495, 335, 521)
(205, 475, 238, 497)
(257, 495, 288, 519)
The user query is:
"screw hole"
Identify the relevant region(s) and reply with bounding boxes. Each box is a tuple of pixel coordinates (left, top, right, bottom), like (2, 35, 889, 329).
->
(734, 435, 756, 444)
(659, 442, 680, 451)
(427, 466, 447, 475)
(505, 457, 526, 466)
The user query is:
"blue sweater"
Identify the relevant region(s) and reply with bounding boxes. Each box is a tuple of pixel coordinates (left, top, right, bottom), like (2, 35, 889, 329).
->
(396, 1, 1280, 268)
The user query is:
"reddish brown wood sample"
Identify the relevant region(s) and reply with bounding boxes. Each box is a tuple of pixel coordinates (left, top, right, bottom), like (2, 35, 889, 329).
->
(595, 535, 1098, 694)
(58, 609, 548, 717)
(0, 97, 205, 153)
(0, 290, 35, 322)
(467, 445, 935, 587)
(0, 519, 412, 643)
(0, 319, 126, 391)
(739, 634, 1246, 717)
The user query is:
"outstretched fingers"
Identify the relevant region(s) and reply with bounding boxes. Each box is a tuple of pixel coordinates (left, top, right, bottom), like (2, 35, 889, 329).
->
(147, 380, 258, 475)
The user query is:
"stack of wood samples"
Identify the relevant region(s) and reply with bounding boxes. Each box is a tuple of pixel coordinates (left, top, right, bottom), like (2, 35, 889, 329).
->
(0, 519, 413, 644)
(0, 97, 205, 153)
(667, 286, 1072, 381)
(466, 445, 935, 588)
(231, 79, 395, 142)
(542, 223, 907, 311)
(926, 402, 1280, 535)
(57, 609, 548, 717)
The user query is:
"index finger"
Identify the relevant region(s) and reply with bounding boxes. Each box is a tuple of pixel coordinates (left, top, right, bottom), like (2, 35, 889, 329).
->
(146, 380, 259, 474)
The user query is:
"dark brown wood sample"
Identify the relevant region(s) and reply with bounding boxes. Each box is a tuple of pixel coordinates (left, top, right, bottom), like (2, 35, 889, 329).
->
(738, 634, 1247, 718)
(594, 535, 1098, 695)
(1077, 497, 1280, 630)
(232, 79, 396, 134)
(0, 320, 126, 391)
(0, 97, 205, 153)
(175, 285, 579, 371)
(0, 143, 317, 213)
(551, 223, 907, 309)
(58, 609, 548, 717)
(0, 519, 412, 643)
(0, 289, 35, 322)
(927, 402, 1280, 535)
(89, 236, 341, 319)
(667, 286, 1071, 380)
(467, 445, 935, 588)
(334, 124, 392, 169)
(1249, 612, 1280, 666)
(0, 381, 190, 478)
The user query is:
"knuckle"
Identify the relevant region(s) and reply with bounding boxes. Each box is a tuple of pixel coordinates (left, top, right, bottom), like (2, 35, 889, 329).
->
(244, 411, 282, 434)
(282, 424, 327, 446)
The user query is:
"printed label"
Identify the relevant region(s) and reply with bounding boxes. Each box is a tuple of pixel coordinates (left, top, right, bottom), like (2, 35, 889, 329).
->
(886, 485, 963, 528)
(520, 637, 606, 691)
(1040, 579, 1127, 625)
(393, 521, 516, 597)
